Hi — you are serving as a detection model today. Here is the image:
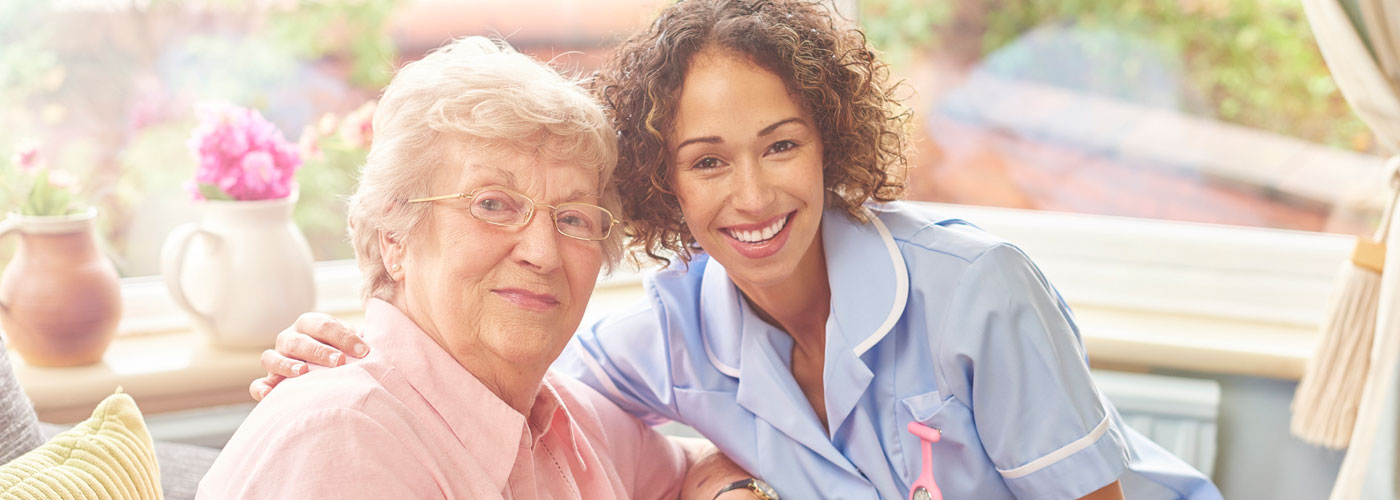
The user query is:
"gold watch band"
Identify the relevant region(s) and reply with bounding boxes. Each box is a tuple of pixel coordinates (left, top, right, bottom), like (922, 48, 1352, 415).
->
(713, 478, 778, 500)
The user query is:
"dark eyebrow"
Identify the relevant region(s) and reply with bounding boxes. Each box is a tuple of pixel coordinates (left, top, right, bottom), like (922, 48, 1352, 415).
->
(675, 136, 722, 151)
(674, 117, 806, 153)
(758, 117, 804, 137)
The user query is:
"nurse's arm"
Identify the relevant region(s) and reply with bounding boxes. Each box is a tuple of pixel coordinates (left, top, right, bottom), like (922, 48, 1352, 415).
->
(675, 437, 765, 500)
(1078, 480, 1124, 500)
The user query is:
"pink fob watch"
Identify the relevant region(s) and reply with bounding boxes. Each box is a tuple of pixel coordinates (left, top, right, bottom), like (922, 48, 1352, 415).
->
(906, 422, 944, 500)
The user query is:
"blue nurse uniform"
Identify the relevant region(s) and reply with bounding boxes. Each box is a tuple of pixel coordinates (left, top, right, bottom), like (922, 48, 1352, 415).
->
(556, 201, 1223, 500)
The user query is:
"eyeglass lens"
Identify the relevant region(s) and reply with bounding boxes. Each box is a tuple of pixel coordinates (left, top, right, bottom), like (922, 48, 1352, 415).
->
(468, 189, 612, 240)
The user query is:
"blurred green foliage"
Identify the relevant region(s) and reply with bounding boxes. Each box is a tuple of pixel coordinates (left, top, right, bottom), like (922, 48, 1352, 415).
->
(294, 102, 377, 262)
(859, 0, 1373, 151)
(267, 1, 399, 89)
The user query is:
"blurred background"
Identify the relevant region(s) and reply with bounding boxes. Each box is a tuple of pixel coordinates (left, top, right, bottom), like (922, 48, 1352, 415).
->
(0, 0, 1380, 277)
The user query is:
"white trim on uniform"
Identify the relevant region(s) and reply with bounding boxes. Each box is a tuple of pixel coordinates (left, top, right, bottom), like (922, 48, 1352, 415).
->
(852, 213, 910, 356)
(703, 334, 742, 378)
(997, 413, 1114, 479)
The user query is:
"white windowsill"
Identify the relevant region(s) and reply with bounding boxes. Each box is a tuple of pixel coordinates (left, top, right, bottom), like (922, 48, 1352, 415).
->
(12, 203, 1343, 422)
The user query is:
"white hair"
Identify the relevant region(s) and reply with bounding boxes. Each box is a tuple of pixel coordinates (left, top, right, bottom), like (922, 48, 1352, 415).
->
(347, 36, 622, 302)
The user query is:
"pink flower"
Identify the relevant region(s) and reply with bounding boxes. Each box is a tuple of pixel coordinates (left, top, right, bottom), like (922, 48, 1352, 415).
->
(338, 100, 376, 149)
(11, 140, 43, 173)
(297, 125, 323, 162)
(188, 102, 302, 201)
(317, 113, 339, 137)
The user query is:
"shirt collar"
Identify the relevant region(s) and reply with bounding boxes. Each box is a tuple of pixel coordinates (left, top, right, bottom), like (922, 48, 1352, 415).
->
(698, 255, 744, 377)
(697, 205, 909, 376)
(822, 205, 909, 356)
(537, 372, 592, 472)
(360, 299, 590, 489)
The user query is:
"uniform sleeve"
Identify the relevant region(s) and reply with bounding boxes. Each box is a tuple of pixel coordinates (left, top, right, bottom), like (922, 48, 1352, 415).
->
(196, 408, 444, 500)
(555, 296, 684, 426)
(937, 244, 1128, 500)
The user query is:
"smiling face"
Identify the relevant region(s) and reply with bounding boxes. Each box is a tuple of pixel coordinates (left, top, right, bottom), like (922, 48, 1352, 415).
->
(668, 49, 827, 289)
(386, 143, 605, 372)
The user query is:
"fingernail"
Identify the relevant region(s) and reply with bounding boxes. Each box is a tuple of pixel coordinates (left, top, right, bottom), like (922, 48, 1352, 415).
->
(293, 363, 306, 374)
(259, 388, 270, 399)
(353, 343, 369, 357)
(330, 352, 343, 366)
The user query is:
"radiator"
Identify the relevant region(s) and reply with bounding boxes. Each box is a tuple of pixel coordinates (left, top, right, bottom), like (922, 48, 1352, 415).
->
(1092, 369, 1222, 476)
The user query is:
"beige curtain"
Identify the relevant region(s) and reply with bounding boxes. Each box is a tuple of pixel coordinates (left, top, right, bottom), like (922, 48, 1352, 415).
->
(1301, 1, 1400, 499)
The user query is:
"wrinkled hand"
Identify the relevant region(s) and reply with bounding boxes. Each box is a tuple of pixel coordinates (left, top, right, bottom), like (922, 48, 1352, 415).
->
(248, 312, 370, 401)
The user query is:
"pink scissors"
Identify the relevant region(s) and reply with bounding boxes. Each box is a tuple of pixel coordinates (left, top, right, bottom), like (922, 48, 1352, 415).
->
(907, 422, 944, 500)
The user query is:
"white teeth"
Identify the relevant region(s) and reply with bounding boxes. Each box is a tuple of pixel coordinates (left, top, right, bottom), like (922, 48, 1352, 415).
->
(760, 222, 778, 241)
(727, 215, 788, 243)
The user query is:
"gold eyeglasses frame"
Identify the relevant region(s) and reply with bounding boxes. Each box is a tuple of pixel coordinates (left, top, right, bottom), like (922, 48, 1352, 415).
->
(406, 186, 621, 241)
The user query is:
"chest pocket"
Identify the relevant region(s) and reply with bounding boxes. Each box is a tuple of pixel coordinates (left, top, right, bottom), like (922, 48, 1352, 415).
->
(896, 390, 1011, 498)
(898, 390, 957, 481)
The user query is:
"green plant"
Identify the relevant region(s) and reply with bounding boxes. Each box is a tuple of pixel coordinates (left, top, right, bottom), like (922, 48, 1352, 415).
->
(860, 0, 953, 67)
(293, 101, 376, 261)
(0, 1, 402, 275)
(266, 0, 400, 89)
(2, 142, 86, 217)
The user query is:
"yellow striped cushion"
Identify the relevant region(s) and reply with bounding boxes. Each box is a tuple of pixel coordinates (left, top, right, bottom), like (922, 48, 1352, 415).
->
(0, 391, 162, 500)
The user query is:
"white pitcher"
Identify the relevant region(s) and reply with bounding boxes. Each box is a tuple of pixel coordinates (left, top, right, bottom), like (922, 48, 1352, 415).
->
(160, 194, 315, 349)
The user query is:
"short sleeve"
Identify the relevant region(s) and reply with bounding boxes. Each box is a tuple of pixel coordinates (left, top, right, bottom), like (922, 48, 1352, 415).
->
(555, 296, 683, 426)
(196, 408, 443, 500)
(937, 244, 1128, 500)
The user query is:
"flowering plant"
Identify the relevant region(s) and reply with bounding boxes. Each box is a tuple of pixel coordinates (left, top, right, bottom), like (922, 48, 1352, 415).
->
(298, 100, 375, 163)
(295, 100, 375, 260)
(187, 102, 302, 201)
(2, 140, 85, 217)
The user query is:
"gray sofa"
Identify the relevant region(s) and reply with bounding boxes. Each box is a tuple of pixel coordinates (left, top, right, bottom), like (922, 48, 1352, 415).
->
(0, 338, 218, 500)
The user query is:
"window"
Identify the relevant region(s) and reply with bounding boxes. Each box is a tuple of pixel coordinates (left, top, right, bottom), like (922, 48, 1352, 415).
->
(0, 0, 669, 278)
(858, 0, 1383, 237)
(1, 0, 1362, 334)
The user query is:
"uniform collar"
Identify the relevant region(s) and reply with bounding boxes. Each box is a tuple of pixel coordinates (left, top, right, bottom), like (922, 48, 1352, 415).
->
(696, 206, 908, 376)
(361, 299, 588, 491)
(818, 206, 906, 438)
(822, 205, 909, 357)
(700, 266, 861, 473)
(693, 207, 907, 475)
(698, 256, 744, 377)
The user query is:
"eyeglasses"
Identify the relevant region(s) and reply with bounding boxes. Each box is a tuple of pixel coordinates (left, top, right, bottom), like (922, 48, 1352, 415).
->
(406, 186, 620, 241)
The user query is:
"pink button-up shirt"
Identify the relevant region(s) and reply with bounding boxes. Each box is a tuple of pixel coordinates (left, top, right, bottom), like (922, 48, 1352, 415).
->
(197, 299, 691, 499)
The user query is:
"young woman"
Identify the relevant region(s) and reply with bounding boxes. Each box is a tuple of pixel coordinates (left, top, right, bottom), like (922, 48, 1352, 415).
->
(257, 2, 1223, 499)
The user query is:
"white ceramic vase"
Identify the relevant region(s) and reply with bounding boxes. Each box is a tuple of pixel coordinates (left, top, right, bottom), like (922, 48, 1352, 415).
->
(160, 194, 315, 349)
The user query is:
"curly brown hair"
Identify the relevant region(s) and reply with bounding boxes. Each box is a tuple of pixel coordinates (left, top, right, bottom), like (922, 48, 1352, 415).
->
(594, 0, 911, 265)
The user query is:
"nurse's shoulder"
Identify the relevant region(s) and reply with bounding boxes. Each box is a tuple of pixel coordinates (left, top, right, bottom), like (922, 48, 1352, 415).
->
(868, 201, 1032, 279)
(642, 253, 714, 319)
(556, 261, 710, 424)
(578, 254, 713, 339)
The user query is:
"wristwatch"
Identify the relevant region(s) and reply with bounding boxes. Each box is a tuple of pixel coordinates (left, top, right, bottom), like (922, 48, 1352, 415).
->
(714, 478, 779, 499)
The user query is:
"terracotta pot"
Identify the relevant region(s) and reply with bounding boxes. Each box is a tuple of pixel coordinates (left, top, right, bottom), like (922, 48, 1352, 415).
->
(0, 208, 121, 367)
(160, 194, 315, 349)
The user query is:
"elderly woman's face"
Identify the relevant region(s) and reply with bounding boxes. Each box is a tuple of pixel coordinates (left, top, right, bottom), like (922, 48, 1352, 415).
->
(397, 145, 605, 369)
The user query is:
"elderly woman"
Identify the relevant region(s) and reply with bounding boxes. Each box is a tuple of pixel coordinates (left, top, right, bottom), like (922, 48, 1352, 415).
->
(197, 37, 750, 499)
